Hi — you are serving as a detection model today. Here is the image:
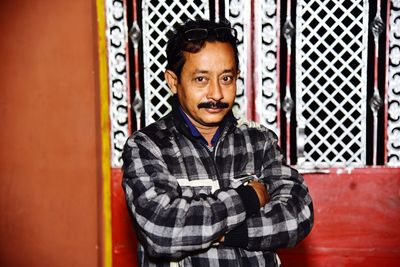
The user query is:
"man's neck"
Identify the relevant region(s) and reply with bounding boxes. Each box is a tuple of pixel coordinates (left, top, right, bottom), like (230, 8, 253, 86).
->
(192, 123, 219, 147)
(177, 106, 221, 147)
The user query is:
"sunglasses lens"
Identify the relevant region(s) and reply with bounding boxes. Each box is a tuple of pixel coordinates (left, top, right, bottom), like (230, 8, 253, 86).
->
(184, 27, 237, 42)
(184, 29, 208, 41)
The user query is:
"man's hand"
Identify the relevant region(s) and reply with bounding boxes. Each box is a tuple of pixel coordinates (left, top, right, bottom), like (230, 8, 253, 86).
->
(248, 181, 269, 207)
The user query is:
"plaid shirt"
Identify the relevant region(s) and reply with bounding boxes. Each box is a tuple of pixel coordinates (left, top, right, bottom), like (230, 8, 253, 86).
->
(122, 103, 313, 267)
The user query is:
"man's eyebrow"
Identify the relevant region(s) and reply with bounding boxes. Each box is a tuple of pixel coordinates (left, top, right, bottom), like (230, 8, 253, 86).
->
(221, 68, 236, 73)
(192, 68, 236, 74)
(192, 69, 209, 74)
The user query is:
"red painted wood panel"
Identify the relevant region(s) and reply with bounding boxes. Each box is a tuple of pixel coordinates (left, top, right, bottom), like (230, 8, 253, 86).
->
(111, 168, 137, 267)
(279, 168, 400, 266)
(112, 168, 400, 266)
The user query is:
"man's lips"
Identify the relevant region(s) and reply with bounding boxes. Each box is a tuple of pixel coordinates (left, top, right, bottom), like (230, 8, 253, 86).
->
(204, 107, 225, 113)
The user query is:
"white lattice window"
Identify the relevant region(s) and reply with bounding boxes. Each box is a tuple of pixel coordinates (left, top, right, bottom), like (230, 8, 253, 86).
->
(107, 0, 400, 168)
(295, 0, 369, 168)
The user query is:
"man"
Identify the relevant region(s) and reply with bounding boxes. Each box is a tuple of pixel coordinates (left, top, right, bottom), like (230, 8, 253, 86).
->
(122, 18, 313, 267)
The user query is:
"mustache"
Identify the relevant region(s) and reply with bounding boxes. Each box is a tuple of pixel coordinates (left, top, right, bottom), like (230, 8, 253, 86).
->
(197, 101, 229, 109)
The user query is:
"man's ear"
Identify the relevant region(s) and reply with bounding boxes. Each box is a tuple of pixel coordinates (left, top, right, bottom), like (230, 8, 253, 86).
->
(164, 70, 179, 94)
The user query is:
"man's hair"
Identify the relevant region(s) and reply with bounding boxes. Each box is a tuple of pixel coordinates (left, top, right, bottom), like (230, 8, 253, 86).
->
(166, 18, 239, 80)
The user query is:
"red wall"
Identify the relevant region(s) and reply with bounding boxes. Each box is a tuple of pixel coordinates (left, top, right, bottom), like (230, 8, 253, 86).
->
(280, 168, 400, 266)
(112, 168, 400, 266)
(0, 1, 101, 266)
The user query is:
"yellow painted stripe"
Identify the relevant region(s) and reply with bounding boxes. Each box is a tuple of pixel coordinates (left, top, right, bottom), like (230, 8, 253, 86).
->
(96, 0, 112, 266)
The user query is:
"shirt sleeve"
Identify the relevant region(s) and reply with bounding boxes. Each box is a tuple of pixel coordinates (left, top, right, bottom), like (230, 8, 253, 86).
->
(121, 132, 247, 259)
(224, 129, 314, 251)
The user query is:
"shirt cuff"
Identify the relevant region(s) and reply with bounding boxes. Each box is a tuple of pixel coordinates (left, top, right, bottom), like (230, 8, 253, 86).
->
(235, 185, 260, 217)
(223, 223, 248, 248)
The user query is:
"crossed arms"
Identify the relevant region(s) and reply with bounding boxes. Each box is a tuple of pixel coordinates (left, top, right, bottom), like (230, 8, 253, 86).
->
(122, 128, 313, 258)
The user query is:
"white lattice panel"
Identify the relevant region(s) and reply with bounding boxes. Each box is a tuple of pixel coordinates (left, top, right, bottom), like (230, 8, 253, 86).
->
(387, 0, 400, 166)
(142, 0, 209, 125)
(295, 0, 369, 168)
(254, 0, 280, 135)
(226, 0, 250, 120)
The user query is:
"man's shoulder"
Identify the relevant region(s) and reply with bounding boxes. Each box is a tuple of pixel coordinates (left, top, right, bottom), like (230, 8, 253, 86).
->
(236, 118, 264, 130)
(234, 117, 278, 140)
(128, 114, 175, 145)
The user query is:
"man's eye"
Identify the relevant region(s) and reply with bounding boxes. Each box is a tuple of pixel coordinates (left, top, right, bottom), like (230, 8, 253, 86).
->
(195, 77, 207, 82)
(221, 76, 233, 83)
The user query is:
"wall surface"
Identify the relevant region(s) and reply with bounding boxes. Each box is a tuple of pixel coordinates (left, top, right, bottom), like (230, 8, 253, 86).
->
(279, 168, 400, 266)
(0, 1, 100, 266)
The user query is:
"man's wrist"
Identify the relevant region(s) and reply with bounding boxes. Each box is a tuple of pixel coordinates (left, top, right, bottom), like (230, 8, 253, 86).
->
(248, 181, 269, 207)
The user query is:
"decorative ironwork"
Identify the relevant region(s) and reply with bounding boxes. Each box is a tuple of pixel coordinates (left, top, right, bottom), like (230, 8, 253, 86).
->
(227, 0, 250, 119)
(254, 0, 280, 136)
(369, 91, 384, 113)
(283, 20, 295, 41)
(283, 0, 294, 164)
(105, 0, 130, 168)
(387, 0, 400, 166)
(141, 0, 210, 125)
(283, 95, 294, 113)
(129, 21, 141, 48)
(295, 0, 369, 168)
(132, 90, 143, 131)
(369, 1, 385, 166)
(371, 11, 385, 41)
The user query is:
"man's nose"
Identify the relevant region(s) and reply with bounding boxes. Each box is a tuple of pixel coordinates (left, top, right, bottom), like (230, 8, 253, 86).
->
(207, 80, 223, 101)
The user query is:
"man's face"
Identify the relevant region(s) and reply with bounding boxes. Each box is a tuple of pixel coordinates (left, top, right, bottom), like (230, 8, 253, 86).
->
(168, 41, 238, 128)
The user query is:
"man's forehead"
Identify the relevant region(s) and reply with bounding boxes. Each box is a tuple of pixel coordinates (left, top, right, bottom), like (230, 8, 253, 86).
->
(182, 42, 237, 67)
(184, 41, 234, 56)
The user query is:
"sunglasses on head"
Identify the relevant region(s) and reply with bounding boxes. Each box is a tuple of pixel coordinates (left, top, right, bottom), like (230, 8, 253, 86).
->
(184, 27, 238, 42)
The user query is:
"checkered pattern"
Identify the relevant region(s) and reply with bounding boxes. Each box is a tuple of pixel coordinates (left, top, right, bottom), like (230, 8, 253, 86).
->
(122, 103, 313, 266)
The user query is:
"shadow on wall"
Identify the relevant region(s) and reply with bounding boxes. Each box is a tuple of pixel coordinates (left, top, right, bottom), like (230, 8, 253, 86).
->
(278, 240, 311, 267)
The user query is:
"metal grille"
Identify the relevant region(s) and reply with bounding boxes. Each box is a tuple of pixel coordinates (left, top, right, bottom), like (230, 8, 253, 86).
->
(295, 0, 369, 168)
(387, 0, 400, 166)
(254, 0, 280, 135)
(142, 0, 209, 125)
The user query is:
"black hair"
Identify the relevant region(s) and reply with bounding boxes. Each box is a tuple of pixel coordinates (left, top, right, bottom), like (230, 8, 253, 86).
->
(165, 18, 239, 80)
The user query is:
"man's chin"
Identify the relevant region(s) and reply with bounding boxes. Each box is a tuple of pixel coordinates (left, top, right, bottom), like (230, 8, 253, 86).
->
(199, 116, 225, 127)
(201, 121, 222, 127)
(196, 108, 231, 126)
